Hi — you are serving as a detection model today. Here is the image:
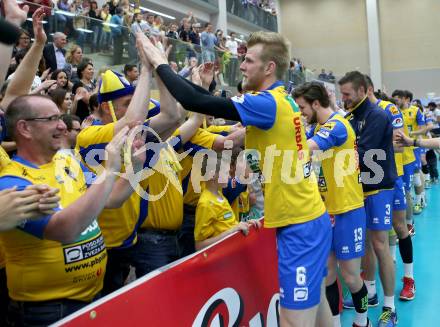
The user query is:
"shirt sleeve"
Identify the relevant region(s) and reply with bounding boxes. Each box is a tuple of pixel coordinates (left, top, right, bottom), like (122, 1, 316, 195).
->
(416, 109, 426, 126)
(194, 200, 215, 242)
(310, 120, 348, 152)
(385, 104, 404, 129)
(0, 176, 55, 238)
(231, 91, 276, 130)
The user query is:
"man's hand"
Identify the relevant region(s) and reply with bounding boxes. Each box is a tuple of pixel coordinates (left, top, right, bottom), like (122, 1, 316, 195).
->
(199, 62, 215, 89)
(105, 126, 130, 173)
(32, 7, 47, 46)
(3, 0, 29, 27)
(0, 187, 45, 231)
(136, 33, 153, 72)
(27, 184, 60, 215)
(137, 33, 168, 69)
(395, 130, 413, 147)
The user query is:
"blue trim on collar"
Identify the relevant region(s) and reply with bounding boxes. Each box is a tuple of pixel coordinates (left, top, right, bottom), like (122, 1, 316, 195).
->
(12, 155, 40, 169)
(266, 80, 285, 90)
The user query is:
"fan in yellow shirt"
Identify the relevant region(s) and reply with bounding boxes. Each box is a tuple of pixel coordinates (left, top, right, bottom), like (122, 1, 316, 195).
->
(194, 154, 260, 250)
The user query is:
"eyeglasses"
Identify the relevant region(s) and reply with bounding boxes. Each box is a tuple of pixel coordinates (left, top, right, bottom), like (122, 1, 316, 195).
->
(24, 114, 63, 122)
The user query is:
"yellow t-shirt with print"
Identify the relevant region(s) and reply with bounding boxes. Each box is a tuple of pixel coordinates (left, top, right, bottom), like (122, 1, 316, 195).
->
(313, 114, 364, 215)
(195, 188, 237, 242)
(0, 152, 106, 302)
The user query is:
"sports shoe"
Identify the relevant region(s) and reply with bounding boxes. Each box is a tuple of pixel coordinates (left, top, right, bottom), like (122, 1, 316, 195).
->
(353, 318, 372, 327)
(413, 203, 423, 215)
(407, 223, 415, 236)
(400, 276, 415, 300)
(343, 293, 378, 309)
(378, 307, 398, 327)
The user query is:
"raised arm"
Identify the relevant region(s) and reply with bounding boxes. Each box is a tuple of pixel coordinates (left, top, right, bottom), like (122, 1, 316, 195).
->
(0, 0, 29, 89)
(44, 127, 130, 243)
(138, 37, 241, 121)
(2, 8, 46, 109)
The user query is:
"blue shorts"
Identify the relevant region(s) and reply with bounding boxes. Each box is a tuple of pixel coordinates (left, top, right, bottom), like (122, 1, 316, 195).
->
(420, 148, 427, 155)
(403, 162, 415, 191)
(393, 177, 407, 211)
(330, 207, 366, 261)
(277, 212, 332, 310)
(414, 148, 422, 170)
(364, 189, 393, 231)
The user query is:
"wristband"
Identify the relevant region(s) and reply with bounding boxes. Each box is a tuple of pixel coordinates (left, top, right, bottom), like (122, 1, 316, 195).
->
(413, 139, 418, 147)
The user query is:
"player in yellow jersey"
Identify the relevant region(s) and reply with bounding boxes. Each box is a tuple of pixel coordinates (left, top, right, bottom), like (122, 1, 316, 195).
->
(392, 90, 426, 232)
(0, 94, 146, 325)
(141, 31, 332, 327)
(294, 82, 370, 327)
(365, 80, 416, 303)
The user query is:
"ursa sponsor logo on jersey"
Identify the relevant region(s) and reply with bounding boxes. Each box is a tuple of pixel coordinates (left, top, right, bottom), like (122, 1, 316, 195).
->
(293, 116, 303, 151)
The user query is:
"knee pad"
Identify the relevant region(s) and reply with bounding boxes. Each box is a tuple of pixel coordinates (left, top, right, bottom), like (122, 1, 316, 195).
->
(422, 164, 429, 175)
(413, 172, 422, 187)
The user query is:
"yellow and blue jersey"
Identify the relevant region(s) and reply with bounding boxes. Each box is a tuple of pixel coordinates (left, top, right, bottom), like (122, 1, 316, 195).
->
(0, 146, 10, 170)
(140, 136, 184, 231)
(181, 128, 220, 207)
(205, 124, 232, 136)
(194, 189, 237, 242)
(308, 113, 364, 215)
(231, 81, 326, 228)
(0, 153, 106, 302)
(75, 122, 141, 249)
(377, 100, 404, 176)
(402, 105, 425, 163)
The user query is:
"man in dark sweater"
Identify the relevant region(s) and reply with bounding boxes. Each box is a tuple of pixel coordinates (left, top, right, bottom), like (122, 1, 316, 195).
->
(339, 71, 397, 327)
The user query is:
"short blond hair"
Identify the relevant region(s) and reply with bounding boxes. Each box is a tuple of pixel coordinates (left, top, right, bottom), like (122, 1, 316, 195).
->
(247, 31, 290, 80)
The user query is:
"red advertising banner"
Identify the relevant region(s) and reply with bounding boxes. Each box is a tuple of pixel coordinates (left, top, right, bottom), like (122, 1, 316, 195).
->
(53, 223, 280, 327)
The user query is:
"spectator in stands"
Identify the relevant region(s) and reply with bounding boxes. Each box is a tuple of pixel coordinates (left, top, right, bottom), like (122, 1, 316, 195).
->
(178, 57, 198, 79)
(70, 0, 87, 48)
(144, 12, 155, 32)
(49, 88, 73, 114)
(43, 32, 67, 71)
(75, 61, 95, 93)
(108, 0, 119, 15)
(110, 7, 124, 65)
(50, 69, 70, 90)
(124, 64, 139, 86)
(60, 114, 81, 149)
(56, 0, 72, 34)
(153, 15, 163, 32)
(12, 30, 31, 58)
(189, 23, 201, 47)
(71, 82, 91, 121)
(179, 18, 191, 43)
(100, 3, 112, 52)
(327, 70, 335, 82)
(318, 68, 328, 81)
(88, 1, 102, 53)
(63, 45, 83, 82)
(166, 23, 179, 39)
(201, 23, 217, 63)
(1, 93, 146, 326)
(225, 32, 239, 85)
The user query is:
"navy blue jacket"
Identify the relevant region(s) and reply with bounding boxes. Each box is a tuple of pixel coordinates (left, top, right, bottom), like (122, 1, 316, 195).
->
(346, 98, 397, 192)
